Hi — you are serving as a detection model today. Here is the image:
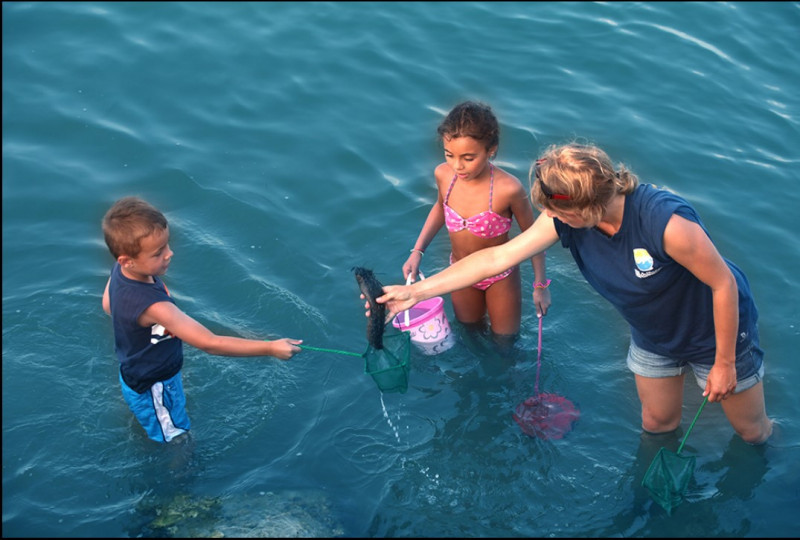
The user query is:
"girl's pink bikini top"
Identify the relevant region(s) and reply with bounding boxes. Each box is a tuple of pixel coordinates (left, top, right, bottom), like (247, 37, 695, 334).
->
(443, 163, 512, 239)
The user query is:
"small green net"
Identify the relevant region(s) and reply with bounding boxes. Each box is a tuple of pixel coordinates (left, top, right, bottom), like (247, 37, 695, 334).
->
(363, 331, 411, 394)
(642, 447, 696, 514)
(641, 396, 707, 514)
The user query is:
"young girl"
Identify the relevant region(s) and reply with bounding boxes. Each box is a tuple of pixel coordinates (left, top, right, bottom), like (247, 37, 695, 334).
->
(402, 101, 551, 337)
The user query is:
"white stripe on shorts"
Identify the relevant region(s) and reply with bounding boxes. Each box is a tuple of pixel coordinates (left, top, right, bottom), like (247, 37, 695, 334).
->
(151, 381, 186, 443)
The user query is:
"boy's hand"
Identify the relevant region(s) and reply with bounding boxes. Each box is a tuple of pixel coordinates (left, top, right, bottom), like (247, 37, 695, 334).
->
(271, 338, 303, 360)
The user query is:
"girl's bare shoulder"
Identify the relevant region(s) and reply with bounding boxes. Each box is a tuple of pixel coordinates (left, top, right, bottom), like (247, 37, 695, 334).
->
(434, 162, 454, 188)
(434, 162, 453, 179)
(493, 165, 527, 195)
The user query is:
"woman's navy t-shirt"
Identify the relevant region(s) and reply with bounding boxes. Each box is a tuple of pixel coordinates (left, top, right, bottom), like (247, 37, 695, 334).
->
(553, 183, 758, 363)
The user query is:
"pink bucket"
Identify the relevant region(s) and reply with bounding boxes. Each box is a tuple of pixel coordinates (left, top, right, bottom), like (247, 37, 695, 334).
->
(392, 274, 455, 355)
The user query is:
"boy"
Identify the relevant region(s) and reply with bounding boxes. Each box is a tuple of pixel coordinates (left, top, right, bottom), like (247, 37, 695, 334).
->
(102, 196, 302, 443)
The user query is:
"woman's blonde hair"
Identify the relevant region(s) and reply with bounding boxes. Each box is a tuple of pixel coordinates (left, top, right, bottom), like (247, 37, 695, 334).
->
(530, 143, 638, 223)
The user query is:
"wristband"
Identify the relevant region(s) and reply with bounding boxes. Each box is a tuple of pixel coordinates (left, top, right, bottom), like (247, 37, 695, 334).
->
(534, 279, 551, 289)
(410, 248, 425, 257)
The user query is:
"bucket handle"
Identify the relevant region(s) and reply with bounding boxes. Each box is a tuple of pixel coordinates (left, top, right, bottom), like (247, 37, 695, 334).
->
(403, 271, 426, 327)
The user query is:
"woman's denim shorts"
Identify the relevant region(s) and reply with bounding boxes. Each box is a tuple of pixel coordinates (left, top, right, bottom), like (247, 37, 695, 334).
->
(626, 338, 764, 393)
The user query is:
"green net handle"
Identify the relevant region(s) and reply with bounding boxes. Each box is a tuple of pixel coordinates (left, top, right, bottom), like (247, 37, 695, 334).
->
(298, 345, 363, 357)
(677, 395, 708, 455)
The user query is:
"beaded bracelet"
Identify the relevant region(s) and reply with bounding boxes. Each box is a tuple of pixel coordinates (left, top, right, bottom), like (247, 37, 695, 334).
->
(410, 248, 425, 257)
(533, 279, 551, 289)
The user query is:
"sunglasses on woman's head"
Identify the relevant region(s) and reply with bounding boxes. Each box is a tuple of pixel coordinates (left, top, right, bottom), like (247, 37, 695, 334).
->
(535, 159, 571, 200)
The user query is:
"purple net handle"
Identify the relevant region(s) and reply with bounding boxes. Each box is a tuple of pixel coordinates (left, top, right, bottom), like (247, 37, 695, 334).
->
(534, 316, 543, 395)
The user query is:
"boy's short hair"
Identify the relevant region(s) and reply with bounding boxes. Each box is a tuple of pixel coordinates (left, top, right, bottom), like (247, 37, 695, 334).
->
(103, 196, 168, 259)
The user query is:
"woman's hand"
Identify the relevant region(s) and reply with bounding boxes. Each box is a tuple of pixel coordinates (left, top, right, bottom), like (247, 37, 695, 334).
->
(704, 360, 737, 402)
(362, 284, 417, 324)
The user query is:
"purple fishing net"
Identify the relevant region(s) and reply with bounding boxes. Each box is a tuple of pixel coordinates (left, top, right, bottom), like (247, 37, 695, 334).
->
(513, 393, 580, 440)
(513, 318, 579, 439)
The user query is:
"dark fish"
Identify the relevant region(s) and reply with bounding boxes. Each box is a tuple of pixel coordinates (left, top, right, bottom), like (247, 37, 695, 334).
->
(353, 266, 386, 349)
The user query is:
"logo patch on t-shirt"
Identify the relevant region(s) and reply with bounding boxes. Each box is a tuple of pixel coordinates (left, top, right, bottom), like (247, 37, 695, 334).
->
(633, 248, 661, 278)
(150, 323, 175, 344)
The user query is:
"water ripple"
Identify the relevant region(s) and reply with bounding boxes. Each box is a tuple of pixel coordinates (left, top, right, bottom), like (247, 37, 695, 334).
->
(3, 2, 799, 537)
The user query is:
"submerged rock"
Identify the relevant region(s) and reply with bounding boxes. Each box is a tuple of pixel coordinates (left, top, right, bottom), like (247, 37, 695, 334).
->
(142, 490, 345, 538)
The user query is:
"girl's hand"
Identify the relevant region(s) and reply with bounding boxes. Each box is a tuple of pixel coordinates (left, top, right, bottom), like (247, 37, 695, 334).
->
(533, 287, 551, 317)
(402, 256, 421, 283)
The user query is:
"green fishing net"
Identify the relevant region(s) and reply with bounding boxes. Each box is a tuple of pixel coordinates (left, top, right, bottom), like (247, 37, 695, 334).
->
(363, 331, 411, 394)
(641, 396, 707, 514)
(642, 447, 696, 514)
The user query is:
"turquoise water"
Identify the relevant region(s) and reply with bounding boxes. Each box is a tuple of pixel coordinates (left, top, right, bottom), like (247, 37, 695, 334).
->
(3, 1, 799, 537)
